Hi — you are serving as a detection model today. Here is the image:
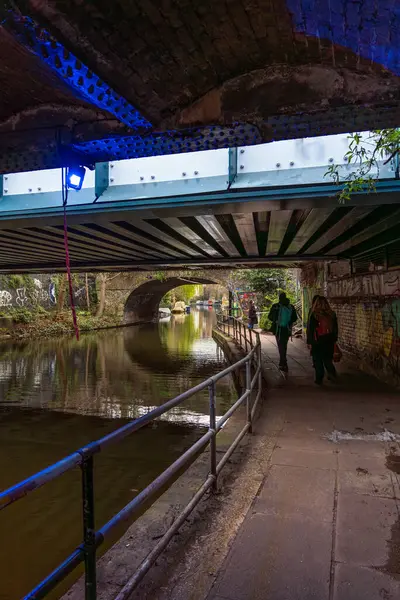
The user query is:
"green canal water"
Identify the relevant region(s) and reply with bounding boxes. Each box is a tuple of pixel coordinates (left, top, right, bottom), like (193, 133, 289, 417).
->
(0, 308, 236, 599)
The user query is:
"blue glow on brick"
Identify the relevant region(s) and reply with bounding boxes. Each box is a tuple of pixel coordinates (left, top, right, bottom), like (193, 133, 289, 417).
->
(287, 0, 400, 74)
(4, 11, 152, 131)
(72, 125, 262, 162)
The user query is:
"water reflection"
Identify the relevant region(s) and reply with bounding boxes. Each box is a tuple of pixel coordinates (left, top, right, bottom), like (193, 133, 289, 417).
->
(0, 308, 235, 599)
(0, 307, 231, 421)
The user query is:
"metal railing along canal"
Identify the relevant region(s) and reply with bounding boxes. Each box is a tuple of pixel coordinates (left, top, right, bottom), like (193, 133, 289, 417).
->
(0, 319, 262, 600)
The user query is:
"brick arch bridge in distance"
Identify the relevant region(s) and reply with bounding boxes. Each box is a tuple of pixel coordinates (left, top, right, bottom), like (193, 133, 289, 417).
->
(108, 271, 232, 325)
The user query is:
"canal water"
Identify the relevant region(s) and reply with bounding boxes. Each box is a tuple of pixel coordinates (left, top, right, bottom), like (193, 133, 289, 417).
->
(0, 308, 236, 600)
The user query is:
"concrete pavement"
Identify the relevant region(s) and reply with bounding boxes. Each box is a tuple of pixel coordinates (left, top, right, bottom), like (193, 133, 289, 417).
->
(207, 334, 400, 600)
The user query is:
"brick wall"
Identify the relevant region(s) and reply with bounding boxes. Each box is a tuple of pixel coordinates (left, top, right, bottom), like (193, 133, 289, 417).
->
(326, 266, 400, 387)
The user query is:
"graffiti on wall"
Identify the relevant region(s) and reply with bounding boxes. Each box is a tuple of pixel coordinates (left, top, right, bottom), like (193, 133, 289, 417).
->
(15, 288, 29, 307)
(0, 274, 97, 311)
(328, 261, 351, 280)
(349, 298, 400, 381)
(49, 282, 56, 304)
(328, 269, 400, 298)
(0, 278, 57, 310)
(31, 279, 49, 304)
(0, 291, 12, 308)
(383, 273, 400, 296)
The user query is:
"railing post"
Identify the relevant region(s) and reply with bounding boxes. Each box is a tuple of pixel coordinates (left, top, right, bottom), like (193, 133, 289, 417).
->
(209, 382, 218, 492)
(258, 338, 262, 398)
(81, 456, 97, 600)
(246, 360, 252, 434)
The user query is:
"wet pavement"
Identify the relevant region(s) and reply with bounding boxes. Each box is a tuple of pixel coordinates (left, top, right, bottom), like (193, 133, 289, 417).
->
(207, 335, 400, 600)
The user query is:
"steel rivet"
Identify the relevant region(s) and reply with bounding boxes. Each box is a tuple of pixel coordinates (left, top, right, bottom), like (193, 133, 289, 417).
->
(4, 189, 8, 193)
(110, 178, 114, 183)
(4, 176, 7, 181)
(329, 157, 334, 163)
(182, 172, 186, 176)
(28, 188, 32, 192)
(194, 170, 199, 175)
(240, 165, 244, 169)
(290, 161, 294, 166)
(240, 149, 245, 154)
(38, 187, 41, 191)
(151, 175, 155, 180)
(276, 163, 281, 168)
(110, 164, 114, 169)
(140, 176, 144, 181)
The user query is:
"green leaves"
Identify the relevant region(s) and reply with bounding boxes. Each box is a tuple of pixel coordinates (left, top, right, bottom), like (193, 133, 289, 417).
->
(325, 129, 400, 203)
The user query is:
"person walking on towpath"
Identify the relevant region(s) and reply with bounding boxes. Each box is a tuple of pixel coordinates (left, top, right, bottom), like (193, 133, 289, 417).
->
(268, 292, 297, 372)
(307, 294, 320, 369)
(307, 296, 339, 385)
(247, 300, 258, 329)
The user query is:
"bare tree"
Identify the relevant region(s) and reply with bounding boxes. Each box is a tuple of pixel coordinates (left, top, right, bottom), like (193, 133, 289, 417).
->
(56, 274, 68, 313)
(85, 273, 90, 310)
(96, 273, 121, 317)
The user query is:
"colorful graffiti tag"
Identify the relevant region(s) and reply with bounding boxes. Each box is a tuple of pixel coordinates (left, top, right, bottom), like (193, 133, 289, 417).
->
(350, 299, 400, 382)
(328, 271, 400, 298)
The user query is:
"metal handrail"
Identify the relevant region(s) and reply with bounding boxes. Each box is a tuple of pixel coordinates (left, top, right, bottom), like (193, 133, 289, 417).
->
(0, 321, 262, 600)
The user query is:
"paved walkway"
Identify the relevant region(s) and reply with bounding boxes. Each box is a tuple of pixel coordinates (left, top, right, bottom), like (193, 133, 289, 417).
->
(207, 334, 400, 600)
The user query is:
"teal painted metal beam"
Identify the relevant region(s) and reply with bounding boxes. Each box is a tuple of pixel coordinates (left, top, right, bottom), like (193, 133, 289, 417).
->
(1, 178, 400, 222)
(228, 148, 237, 189)
(94, 163, 109, 201)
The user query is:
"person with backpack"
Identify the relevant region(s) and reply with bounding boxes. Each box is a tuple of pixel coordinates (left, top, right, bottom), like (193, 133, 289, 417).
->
(307, 296, 338, 385)
(268, 292, 297, 372)
(307, 294, 320, 369)
(307, 294, 320, 327)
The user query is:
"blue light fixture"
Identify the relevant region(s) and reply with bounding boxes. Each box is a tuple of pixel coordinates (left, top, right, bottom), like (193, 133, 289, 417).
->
(67, 166, 86, 190)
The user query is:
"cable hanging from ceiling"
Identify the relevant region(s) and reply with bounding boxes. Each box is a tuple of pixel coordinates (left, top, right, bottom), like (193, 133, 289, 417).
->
(61, 167, 80, 340)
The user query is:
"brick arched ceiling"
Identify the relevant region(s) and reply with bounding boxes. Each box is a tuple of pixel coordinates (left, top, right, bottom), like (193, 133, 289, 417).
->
(1, 1, 400, 171)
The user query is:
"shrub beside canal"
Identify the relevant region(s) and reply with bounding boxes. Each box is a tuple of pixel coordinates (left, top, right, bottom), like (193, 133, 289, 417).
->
(0, 308, 122, 339)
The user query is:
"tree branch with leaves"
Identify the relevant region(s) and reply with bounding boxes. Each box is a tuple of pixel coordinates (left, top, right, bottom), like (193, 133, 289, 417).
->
(325, 129, 400, 203)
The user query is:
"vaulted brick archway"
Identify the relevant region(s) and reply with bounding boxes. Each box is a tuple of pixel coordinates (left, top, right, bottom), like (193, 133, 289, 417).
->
(123, 276, 218, 324)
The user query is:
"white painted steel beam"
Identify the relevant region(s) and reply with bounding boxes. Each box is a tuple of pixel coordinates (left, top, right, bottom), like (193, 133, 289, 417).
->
(1, 132, 395, 216)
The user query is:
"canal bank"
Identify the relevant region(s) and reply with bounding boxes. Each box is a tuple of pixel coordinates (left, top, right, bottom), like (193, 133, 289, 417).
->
(0, 308, 239, 600)
(0, 309, 124, 340)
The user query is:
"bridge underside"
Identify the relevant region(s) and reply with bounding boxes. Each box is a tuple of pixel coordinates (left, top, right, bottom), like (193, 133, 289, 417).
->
(1, 5, 400, 272)
(0, 135, 399, 274)
(0, 194, 399, 274)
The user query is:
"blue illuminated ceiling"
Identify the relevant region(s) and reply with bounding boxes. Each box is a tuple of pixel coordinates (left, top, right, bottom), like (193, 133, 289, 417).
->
(2, 9, 151, 132)
(72, 125, 262, 163)
(287, 0, 400, 75)
(1, 1, 400, 173)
